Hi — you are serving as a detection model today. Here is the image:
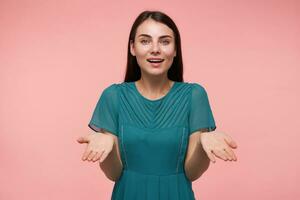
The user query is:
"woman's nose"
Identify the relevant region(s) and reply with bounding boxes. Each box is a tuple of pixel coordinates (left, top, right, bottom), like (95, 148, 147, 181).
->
(151, 42, 161, 53)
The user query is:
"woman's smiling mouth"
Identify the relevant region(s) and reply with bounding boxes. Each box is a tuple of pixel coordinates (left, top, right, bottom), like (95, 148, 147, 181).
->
(146, 58, 164, 63)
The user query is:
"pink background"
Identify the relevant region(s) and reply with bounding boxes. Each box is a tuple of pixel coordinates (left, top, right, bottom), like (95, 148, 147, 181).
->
(1, 0, 299, 199)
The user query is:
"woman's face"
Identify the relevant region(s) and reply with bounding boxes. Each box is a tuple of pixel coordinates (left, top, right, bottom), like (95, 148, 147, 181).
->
(130, 18, 177, 77)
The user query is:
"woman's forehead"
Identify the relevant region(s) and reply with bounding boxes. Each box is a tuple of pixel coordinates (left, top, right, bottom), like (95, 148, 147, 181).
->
(136, 19, 174, 38)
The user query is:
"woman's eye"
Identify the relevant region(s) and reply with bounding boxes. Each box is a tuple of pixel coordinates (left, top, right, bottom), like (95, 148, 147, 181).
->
(140, 40, 170, 45)
(141, 40, 149, 44)
(161, 40, 170, 45)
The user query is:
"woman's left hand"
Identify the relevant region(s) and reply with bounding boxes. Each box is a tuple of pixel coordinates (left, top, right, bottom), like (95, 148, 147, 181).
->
(198, 131, 238, 163)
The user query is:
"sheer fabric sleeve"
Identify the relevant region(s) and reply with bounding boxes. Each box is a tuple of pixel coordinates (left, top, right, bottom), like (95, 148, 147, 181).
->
(188, 83, 217, 136)
(88, 84, 119, 136)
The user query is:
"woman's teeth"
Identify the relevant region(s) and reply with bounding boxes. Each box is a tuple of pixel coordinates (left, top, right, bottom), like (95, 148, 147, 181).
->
(147, 59, 164, 63)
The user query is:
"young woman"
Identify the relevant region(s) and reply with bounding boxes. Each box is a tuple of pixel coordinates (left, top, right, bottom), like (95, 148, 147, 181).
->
(77, 10, 238, 200)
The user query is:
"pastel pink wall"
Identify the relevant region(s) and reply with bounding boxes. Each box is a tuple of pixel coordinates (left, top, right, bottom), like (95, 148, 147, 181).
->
(1, 0, 299, 199)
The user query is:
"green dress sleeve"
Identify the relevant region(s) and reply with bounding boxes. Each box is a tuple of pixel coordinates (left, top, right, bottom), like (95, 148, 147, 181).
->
(88, 84, 119, 136)
(188, 83, 217, 136)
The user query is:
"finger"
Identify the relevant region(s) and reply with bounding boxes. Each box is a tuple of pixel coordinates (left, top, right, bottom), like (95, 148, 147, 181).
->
(223, 148, 233, 161)
(92, 152, 102, 162)
(218, 146, 232, 161)
(223, 135, 238, 149)
(229, 140, 238, 148)
(90, 152, 100, 162)
(77, 136, 89, 144)
(225, 147, 238, 161)
(100, 151, 109, 163)
(87, 151, 97, 161)
(206, 151, 216, 163)
(82, 149, 93, 161)
(223, 148, 234, 161)
(212, 149, 228, 161)
(91, 151, 103, 162)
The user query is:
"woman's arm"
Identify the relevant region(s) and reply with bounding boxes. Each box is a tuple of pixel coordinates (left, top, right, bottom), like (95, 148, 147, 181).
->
(184, 131, 210, 182)
(99, 131, 123, 182)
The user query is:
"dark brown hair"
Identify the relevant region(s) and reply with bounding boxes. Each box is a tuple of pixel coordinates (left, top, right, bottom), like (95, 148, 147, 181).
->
(124, 10, 184, 82)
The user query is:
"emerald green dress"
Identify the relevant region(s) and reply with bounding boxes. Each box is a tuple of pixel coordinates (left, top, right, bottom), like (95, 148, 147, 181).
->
(88, 81, 216, 200)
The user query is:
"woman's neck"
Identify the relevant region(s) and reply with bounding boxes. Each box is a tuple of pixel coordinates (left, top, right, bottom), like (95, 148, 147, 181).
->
(136, 77, 174, 97)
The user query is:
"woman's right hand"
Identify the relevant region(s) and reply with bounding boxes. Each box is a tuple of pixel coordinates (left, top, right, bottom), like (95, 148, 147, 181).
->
(77, 132, 114, 163)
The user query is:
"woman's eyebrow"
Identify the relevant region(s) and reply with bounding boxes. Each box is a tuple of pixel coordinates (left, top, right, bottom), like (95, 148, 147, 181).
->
(138, 34, 172, 39)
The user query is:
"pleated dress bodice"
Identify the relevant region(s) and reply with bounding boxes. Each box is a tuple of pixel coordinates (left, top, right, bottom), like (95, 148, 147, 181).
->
(88, 81, 217, 200)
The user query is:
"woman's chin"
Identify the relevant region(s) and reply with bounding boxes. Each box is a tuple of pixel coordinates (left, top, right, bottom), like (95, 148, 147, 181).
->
(144, 69, 168, 77)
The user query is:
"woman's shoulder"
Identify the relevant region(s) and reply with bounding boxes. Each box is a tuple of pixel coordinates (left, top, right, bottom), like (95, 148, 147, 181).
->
(182, 81, 206, 90)
(183, 82, 209, 100)
(101, 83, 121, 96)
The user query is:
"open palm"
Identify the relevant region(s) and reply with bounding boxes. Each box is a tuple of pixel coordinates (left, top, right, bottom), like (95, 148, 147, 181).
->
(199, 131, 238, 163)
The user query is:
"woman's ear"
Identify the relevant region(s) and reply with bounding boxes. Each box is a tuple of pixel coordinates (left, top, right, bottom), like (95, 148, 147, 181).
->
(130, 40, 135, 56)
